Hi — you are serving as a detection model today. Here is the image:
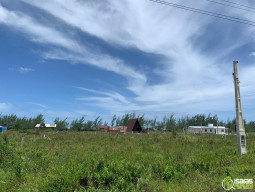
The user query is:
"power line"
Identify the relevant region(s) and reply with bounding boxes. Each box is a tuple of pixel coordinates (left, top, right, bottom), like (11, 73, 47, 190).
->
(149, 0, 255, 25)
(206, 0, 255, 14)
(221, 0, 255, 10)
(148, 0, 255, 27)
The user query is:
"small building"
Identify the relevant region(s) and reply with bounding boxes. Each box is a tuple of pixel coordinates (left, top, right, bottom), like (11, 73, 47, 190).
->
(96, 119, 143, 133)
(96, 126, 127, 132)
(35, 124, 57, 134)
(108, 126, 127, 132)
(0, 124, 7, 134)
(126, 119, 143, 133)
(35, 124, 57, 129)
(187, 123, 228, 135)
(97, 126, 110, 132)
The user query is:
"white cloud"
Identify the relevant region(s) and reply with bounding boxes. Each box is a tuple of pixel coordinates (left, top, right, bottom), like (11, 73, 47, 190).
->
(38, 0, 251, 117)
(9, 67, 35, 73)
(42, 50, 146, 82)
(250, 52, 255, 57)
(0, 4, 146, 82)
(75, 87, 130, 105)
(0, 5, 82, 52)
(19, 67, 35, 73)
(1, 1, 255, 119)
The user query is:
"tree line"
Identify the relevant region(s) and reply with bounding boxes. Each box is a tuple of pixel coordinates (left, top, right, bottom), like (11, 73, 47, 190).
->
(0, 113, 254, 132)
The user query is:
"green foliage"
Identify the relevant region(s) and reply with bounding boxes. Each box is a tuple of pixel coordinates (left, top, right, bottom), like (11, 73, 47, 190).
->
(111, 115, 116, 127)
(0, 114, 45, 130)
(245, 121, 255, 132)
(0, 136, 13, 165)
(0, 132, 254, 191)
(70, 116, 103, 131)
(70, 116, 86, 131)
(54, 117, 69, 131)
(92, 116, 103, 130)
(34, 114, 45, 125)
(79, 160, 149, 191)
(113, 112, 144, 127)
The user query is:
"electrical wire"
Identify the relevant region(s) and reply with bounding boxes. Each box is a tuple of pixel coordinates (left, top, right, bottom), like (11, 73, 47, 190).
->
(220, 0, 255, 10)
(149, 0, 255, 27)
(149, 0, 255, 24)
(206, 0, 255, 14)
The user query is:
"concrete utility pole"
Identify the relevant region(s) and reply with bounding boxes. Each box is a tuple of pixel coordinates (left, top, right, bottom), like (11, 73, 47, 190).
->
(233, 60, 247, 156)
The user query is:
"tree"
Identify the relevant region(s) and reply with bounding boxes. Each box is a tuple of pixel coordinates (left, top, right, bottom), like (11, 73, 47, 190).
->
(245, 121, 255, 132)
(225, 118, 236, 133)
(120, 113, 130, 126)
(54, 117, 69, 131)
(0, 114, 18, 129)
(34, 114, 45, 125)
(137, 114, 145, 127)
(111, 115, 117, 127)
(163, 113, 177, 136)
(84, 120, 94, 131)
(92, 116, 102, 130)
(70, 116, 85, 131)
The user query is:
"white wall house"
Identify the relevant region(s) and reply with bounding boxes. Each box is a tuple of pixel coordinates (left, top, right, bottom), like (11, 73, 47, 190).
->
(187, 124, 228, 135)
(35, 124, 57, 128)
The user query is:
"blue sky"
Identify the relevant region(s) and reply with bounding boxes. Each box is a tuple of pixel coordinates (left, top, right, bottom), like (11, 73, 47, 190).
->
(0, 0, 255, 123)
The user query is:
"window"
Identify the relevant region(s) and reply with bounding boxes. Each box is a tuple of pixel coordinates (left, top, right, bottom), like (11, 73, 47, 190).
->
(205, 129, 207, 132)
(221, 129, 224, 132)
(210, 129, 212, 132)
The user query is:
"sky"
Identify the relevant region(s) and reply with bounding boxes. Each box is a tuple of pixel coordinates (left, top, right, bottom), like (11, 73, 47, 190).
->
(0, 0, 255, 123)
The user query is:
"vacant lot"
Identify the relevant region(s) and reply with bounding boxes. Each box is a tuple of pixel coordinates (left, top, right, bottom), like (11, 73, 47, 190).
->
(0, 131, 254, 191)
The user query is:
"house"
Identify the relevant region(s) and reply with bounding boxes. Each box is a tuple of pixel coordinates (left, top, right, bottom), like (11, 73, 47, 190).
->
(96, 119, 143, 133)
(96, 126, 127, 132)
(35, 124, 57, 132)
(97, 126, 110, 132)
(35, 124, 57, 129)
(126, 119, 143, 133)
(108, 126, 127, 132)
(187, 123, 228, 135)
(0, 124, 7, 134)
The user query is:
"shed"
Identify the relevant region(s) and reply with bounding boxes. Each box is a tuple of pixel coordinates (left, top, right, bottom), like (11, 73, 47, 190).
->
(126, 119, 143, 133)
(0, 124, 7, 134)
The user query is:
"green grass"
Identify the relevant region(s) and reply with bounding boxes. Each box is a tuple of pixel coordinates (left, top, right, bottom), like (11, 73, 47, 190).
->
(0, 131, 255, 191)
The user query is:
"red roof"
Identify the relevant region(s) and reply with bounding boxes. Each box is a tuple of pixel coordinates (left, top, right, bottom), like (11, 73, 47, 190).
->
(126, 119, 143, 132)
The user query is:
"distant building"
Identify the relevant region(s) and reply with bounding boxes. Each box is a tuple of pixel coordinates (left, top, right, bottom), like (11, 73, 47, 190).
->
(35, 124, 57, 129)
(96, 119, 143, 133)
(0, 124, 7, 134)
(126, 119, 143, 133)
(35, 124, 57, 133)
(97, 126, 110, 132)
(187, 124, 228, 135)
(109, 126, 127, 132)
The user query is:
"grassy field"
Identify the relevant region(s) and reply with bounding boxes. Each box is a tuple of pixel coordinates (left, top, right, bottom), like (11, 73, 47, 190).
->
(0, 131, 255, 191)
